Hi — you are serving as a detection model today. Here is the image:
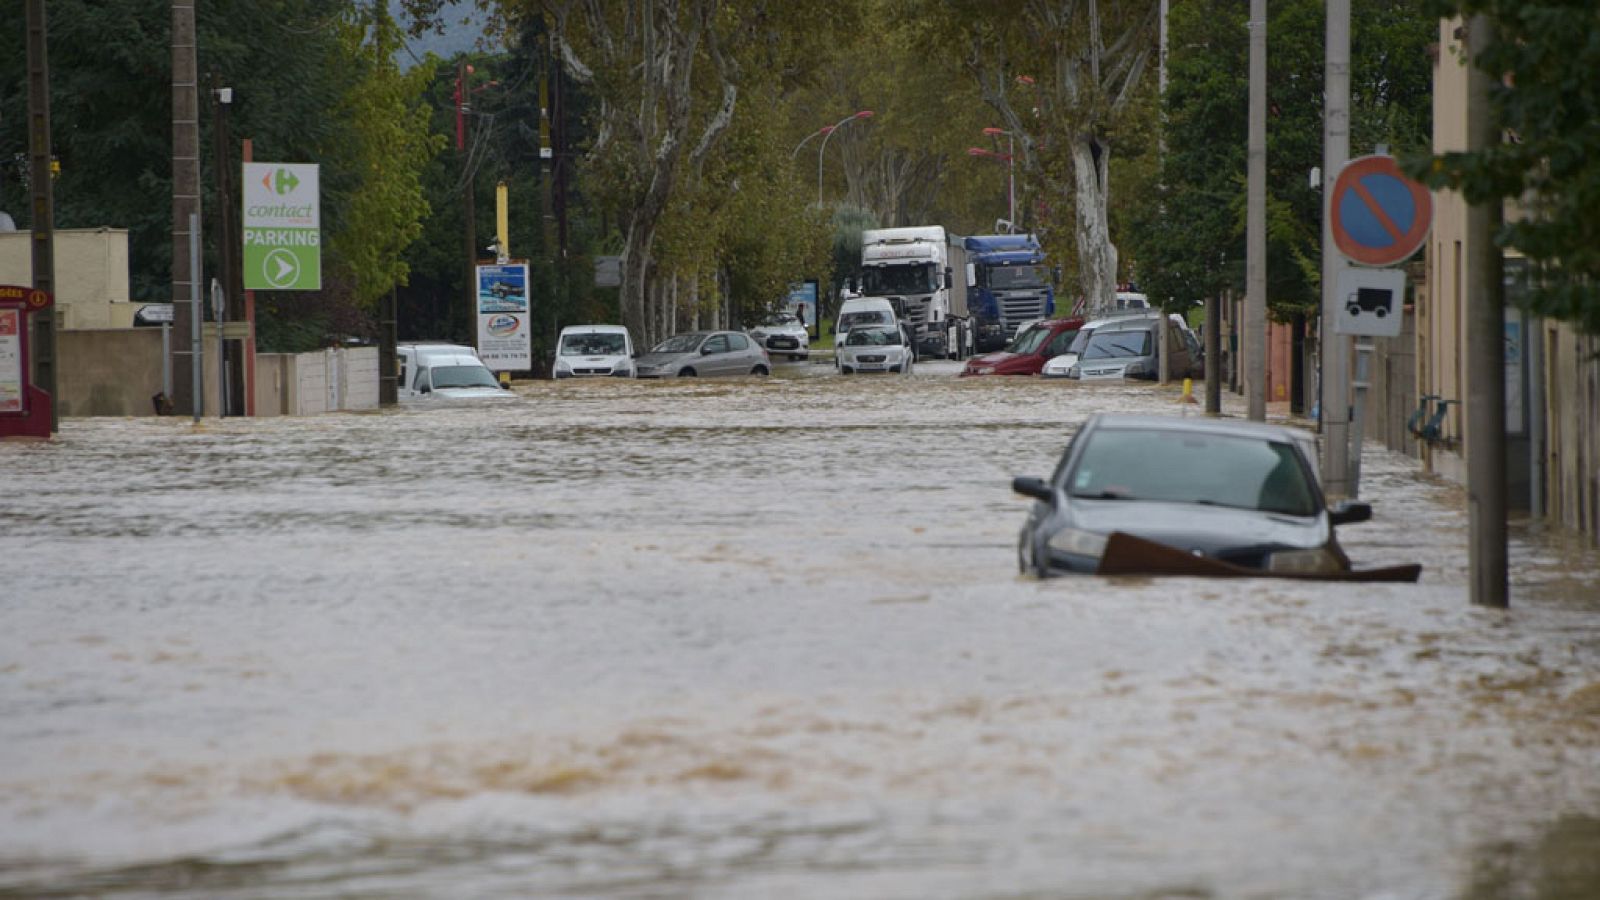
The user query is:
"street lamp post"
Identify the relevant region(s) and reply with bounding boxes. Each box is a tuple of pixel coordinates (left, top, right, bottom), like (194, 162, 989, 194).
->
(983, 127, 1015, 227)
(814, 110, 874, 206)
(454, 63, 498, 346)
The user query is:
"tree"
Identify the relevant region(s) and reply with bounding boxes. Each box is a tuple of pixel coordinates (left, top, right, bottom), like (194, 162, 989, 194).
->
(910, 0, 1161, 313)
(1411, 1, 1600, 334)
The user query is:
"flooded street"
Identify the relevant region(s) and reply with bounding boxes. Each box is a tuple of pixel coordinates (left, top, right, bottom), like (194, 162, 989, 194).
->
(3, 363, 1599, 899)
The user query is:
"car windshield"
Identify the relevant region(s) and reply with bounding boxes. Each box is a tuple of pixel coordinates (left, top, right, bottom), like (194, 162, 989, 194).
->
(431, 365, 501, 389)
(861, 263, 937, 296)
(1009, 324, 1052, 355)
(986, 265, 1047, 290)
(839, 311, 891, 332)
(651, 333, 703, 354)
(561, 333, 627, 356)
(1066, 427, 1318, 516)
(845, 326, 901, 347)
(1067, 327, 1095, 354)
(760, 313, 800, 328)
(1082, 329, 1152, 360)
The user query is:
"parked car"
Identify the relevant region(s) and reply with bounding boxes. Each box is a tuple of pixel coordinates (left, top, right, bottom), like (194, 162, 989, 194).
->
(1052, 314, 1192, 381)
(836, 323, 915, 375)
(396, 343, 512, 400)
(833, 297, 901, 344)
(1042, 312, 1156, 379)
(748, 311, 810, 361)
(960, 316, 1084, 376)
(1013, 413, 1371, 577)
(634, 330, 771, 378)
(553, 324, 635, 379)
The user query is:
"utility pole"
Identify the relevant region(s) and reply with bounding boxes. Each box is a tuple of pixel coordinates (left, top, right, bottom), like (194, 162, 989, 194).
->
(1320, 0, 1352, 494)
(1245, 0, 1267, 422)
(25, 0, 56, 433)
(457, 62, 478, 350)
(540, 40, 556, 374)
(210, 73, 236, 416)
(1465, 14, 1507, 608)
(1206, 292, 1222, 414)
(171, 0, 202, 416)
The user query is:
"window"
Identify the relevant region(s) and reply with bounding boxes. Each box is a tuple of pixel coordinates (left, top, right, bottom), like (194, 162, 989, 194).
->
(704, 334, 731, 354)
(727, 332, 749, 351)
(1045, 329, 1079, 357)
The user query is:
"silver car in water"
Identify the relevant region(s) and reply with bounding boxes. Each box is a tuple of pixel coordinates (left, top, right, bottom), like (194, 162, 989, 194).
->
(634, 330, 771, 379)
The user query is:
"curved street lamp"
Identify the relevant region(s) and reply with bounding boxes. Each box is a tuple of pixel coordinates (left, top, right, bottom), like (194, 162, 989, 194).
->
(815, 110, 874, 206)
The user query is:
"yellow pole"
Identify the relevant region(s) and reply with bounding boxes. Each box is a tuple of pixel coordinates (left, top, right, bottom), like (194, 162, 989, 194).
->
(495, 181, 509, 260)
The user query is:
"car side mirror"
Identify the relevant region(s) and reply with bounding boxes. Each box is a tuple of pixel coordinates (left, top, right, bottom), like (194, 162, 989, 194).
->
(1329, 500, 1372, 526)
(1012, 476, 1054, 503)
(701, 346, 715, 355)
(419, 385, 431, 395)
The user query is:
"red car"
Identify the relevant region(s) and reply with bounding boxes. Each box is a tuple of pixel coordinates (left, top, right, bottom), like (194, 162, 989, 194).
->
(960, 317, 1085, 376)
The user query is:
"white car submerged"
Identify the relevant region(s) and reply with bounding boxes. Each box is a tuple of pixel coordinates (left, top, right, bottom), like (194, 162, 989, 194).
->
(747, 312, 809, 361)
(553, 324, 635, 379)
(836, 324, 915, 375)
(396, 343, 513, 400)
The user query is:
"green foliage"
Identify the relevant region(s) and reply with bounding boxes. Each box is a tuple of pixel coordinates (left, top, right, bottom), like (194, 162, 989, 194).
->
(324, 7, 445, 311)
(1410, 1, 1600, 334)
(1129, 0, 1433, 318)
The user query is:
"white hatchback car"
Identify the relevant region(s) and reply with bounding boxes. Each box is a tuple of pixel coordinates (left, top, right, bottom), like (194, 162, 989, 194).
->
(553, 324, 635, 379)
(747, 312, 809, 361)
(396, 343, 512, 399)
(836, 323, 915, 375)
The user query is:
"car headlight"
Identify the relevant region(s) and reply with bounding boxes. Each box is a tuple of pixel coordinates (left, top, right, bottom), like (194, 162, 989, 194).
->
(1066, 365, 1081, 378)
(1046, 527, 1108, 559)
(1123, 360, 1148, 376)
(612, 361, 633, 375)
(1267, 547, 1343, 575)
(555, 359, 572, 373)
(751, 331, 767, 340)
(974, 366, 995, 375)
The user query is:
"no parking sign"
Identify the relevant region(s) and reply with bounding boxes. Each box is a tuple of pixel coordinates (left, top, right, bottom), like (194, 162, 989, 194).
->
(1330, 155, 1432, 267)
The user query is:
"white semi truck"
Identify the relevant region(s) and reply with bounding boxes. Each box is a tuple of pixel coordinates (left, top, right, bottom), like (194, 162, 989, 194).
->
(858, 226, 971, 359)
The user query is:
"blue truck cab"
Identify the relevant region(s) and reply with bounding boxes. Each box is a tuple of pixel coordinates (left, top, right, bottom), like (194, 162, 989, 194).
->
(964, 234, 1056, 353)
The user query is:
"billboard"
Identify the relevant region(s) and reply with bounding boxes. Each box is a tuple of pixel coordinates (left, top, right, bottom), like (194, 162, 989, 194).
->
(786, 280, 819, 331)
(476, 262, 531, 370)
(243, 163, 321, 291)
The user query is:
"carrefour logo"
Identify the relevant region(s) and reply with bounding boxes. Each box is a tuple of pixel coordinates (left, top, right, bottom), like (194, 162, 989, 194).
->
(486, 314, 521, 336)
(263, 167, 301, 195)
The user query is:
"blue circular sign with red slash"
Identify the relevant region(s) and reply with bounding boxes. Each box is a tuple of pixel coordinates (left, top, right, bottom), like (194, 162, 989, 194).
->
(1330, 154, 1433, 267)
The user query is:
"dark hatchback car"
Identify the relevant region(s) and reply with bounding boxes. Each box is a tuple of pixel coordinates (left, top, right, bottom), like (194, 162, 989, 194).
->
(1013, 413, 1374, 577)
(960, 316, 1085, 377)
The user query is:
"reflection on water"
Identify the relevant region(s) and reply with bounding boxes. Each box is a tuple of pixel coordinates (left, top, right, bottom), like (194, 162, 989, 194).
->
(2, 364, 1599, 898)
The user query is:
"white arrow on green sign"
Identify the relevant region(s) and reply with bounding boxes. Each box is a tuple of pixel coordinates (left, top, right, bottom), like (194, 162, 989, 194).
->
(242, 162, 321, 291)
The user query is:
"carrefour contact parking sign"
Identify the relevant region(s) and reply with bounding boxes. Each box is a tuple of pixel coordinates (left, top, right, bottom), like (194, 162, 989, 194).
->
(243, 163, 321, 291)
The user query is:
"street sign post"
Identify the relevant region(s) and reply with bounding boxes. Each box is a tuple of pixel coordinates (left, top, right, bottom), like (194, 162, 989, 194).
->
(242, 163, 321, 291)
(1330, 154, 1432, 267)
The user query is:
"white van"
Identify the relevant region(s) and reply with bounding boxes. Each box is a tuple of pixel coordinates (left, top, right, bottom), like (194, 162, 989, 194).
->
(834, 296, 900, 343)
(396, 343, 511, 399)
(553, 324, 635, 378)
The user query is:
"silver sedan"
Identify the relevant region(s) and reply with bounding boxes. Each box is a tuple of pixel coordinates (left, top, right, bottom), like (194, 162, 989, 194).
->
(634, 330, 772, 378)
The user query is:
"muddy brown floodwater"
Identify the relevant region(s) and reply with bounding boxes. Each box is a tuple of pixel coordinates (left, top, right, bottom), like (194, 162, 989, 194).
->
(3, 361, 1599, 899)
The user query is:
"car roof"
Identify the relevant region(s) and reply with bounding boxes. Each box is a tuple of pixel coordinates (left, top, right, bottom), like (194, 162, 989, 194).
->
(1092, 317, 1160, 334)
(1081, 311, 1163, 329)
(560, 324, 627, 335)
(1085, 412, 1314, 444)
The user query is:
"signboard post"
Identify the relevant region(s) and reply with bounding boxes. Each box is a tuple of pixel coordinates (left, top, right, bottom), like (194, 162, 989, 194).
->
(0, 285, 55, 439)
(242, 163, 321, 291)
(1328, 154, 1432, 497)
(475, 262, 532, 370)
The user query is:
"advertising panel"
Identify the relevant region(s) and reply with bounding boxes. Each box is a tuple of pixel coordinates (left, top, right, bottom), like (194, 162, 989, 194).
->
(476, 263, 531, 370)
(243, 163, 321, 291)
(786, 280, 819, 331)
(0, 308, 21, 413)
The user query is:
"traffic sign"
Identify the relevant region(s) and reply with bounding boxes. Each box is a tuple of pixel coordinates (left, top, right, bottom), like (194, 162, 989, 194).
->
(1330, 155, 1432, 267)
(243, 162, 321, 291)
(1334, 266, 1406, 338)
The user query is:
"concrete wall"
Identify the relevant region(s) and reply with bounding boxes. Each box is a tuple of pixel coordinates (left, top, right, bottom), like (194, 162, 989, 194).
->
(253, 347, 378, 417)
(1543, 325, 1600, 538)
(0, 229, 133, 330)
(57, 329, 164, 417)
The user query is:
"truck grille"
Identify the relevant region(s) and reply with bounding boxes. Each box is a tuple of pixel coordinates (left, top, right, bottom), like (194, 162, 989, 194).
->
(1001, 294, 1047, 333)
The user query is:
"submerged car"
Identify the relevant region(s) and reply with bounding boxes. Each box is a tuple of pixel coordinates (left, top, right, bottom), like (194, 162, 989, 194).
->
(961, 316, 1083, 377)
(1013, 413, 1375, 578)
(1051, 315, 1192, 381)
(397, 343, 513, 400)
(748, 311, 810, 361)
(836, 323, 915, 375)
(553, 324, 635, 379)
(634, 330, 771, 378)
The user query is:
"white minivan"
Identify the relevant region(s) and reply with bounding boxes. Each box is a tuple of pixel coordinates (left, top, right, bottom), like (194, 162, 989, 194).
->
(833, 297, 901, 344)
(553, 324, 635, 379)
(396, 343, 511, 399)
